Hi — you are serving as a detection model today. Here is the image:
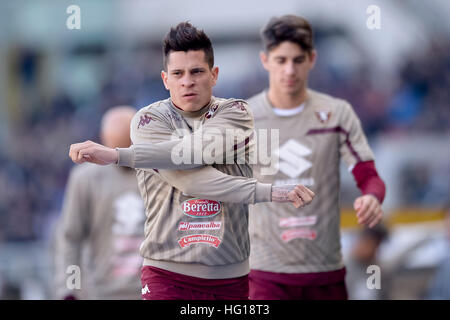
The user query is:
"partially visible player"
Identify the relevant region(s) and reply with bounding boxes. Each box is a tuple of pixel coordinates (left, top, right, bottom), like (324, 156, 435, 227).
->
(54, 106, 145, 300)
(426, 206, 450, 299)
(345, 224, 388, 299)
(68, 22, 315, 300)
(247, 15, 386, 300)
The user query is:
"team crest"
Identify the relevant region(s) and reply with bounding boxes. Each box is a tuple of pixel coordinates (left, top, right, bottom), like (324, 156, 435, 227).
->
(314, 110, 331, 123)
(205, 104, 219, 119)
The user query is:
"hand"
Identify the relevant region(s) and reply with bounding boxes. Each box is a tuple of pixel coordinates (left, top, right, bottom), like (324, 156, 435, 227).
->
(69, 140, 119, 165)
(272, 185, 315, 208)
(354, 194, 383, 228)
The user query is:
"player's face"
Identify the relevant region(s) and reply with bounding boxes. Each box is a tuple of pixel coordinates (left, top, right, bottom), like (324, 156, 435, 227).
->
(162, 50, 218, 112)
(261, 41, 316, 96)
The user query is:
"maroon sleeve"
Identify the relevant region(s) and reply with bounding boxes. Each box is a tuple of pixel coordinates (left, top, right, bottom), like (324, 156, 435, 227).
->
(351, 160, 386, 204)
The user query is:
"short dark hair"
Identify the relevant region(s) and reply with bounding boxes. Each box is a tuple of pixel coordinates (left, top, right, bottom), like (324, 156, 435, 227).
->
(261, 15, 314, 54)
(162, 22, 214, 70)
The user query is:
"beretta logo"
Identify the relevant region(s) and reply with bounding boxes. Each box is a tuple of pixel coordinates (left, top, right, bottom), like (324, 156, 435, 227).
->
(182, 198, 222, 218)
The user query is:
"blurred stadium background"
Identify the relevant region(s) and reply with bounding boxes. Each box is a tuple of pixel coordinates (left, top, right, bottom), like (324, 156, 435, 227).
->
(0, 0, 448, 299)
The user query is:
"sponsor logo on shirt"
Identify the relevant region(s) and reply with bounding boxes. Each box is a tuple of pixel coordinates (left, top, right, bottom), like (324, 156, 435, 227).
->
(141, 284, 151, 295)
(314, 110, 332, 123)
(165, 112, 182, 122)
(113, 192, 145, 236)
(137, 114, 154, 129)
(182, 198, 222, 218)
(178, 221, 222, 231)
(279, 216, 317, 228)
(280, 228, 317, 242)
(277, 139, 312, 178)
(111, 193, 145, 277)
(178, 234, 221, 248)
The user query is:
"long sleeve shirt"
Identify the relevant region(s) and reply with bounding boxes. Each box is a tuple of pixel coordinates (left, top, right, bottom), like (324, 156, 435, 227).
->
(248, 89, 375, 273)
(117, 97, 272, 279)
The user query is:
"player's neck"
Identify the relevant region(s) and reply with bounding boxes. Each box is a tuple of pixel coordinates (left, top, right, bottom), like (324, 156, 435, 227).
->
(267, 87, 307, 109)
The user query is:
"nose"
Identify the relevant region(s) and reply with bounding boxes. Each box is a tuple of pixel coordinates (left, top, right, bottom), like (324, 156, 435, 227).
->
(181, 74, 195, 87)
(284, 61, 296, 76)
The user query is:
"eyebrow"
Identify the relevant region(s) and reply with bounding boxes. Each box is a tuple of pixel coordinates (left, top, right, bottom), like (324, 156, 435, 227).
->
(274, 54, 306, 60)
(170, 67, 207, 73)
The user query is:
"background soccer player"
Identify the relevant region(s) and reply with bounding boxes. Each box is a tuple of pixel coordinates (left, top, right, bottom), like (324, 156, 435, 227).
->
(247, 15, 386, 300)
(54, 106, 145, 299)
(69, 22, 315, 300)
(425, 206, 450, 299)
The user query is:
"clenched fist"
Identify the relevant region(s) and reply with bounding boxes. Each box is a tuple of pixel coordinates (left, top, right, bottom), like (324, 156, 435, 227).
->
(69, 140, 119, 165)
(354, 194, 383, 228)
(272, 185, 315, 208)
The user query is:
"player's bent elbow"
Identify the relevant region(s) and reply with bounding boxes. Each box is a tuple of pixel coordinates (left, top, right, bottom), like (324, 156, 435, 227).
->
(173, 181, 197, 196)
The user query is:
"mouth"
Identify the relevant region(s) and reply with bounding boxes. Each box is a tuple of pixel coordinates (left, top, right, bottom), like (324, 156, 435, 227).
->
(183, 93, 197, 97)
(283, 80, 298, 86)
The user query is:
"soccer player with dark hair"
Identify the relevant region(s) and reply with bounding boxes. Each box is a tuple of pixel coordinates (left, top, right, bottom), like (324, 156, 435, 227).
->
(69, 22, 315, 300)
(247, 15, 386, 300)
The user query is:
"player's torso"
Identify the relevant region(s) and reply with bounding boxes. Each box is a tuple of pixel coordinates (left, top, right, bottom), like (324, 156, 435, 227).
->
(138, 97, 252, 266)
(250, 90, 342, 211)
(84, 165, 144, 297)
(247, 90, 344, 272)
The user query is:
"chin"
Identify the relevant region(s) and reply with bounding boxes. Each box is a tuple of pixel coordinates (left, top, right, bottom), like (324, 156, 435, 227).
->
(183, 103, 203, 112)
(283, 87, 302, 95)
(183, 105, 197, 112)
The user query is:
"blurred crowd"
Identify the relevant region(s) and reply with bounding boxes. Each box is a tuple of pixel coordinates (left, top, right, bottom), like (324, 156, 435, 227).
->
(311, 34, 450, 138)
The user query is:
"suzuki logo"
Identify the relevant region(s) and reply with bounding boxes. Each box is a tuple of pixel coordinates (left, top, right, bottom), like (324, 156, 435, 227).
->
(276, 139, 312, 178)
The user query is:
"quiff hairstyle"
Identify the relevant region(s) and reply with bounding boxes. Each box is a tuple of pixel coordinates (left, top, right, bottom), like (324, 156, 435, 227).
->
(162, 22, 214, 70)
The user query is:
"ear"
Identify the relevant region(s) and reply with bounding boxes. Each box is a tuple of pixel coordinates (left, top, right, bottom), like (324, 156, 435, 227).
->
(161, 70, 169, 90)
(260, 51, 270, 71)
(211, 66, 219, 86)
(308, 50, 317, 70)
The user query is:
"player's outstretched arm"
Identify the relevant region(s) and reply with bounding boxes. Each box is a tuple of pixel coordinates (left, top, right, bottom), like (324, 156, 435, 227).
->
(68, 140, 314, 207)
(68, 139, 205, 169)
(69, 100, 253, 169)
(157, 166, 314, 207)
(119, 100, 253, 170)
(69, 140, 119, 165)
